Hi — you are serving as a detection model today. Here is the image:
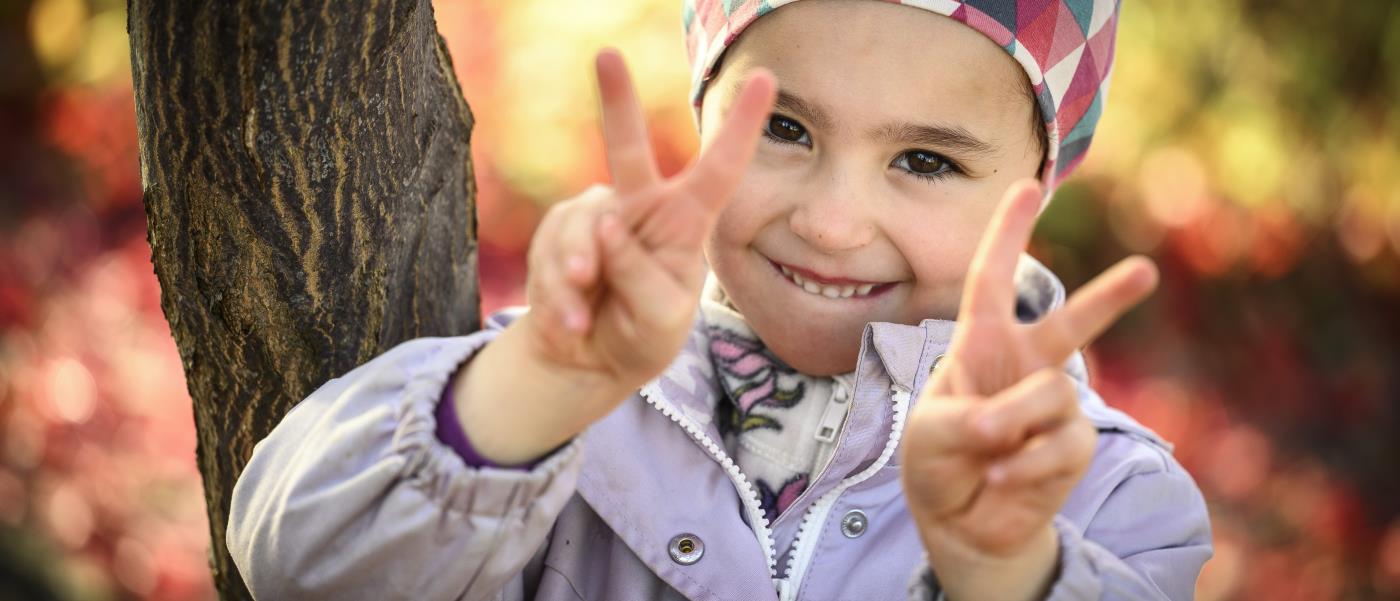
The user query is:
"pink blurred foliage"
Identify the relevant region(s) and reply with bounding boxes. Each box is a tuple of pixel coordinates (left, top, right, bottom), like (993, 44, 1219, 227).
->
(1, 78, 217, 597)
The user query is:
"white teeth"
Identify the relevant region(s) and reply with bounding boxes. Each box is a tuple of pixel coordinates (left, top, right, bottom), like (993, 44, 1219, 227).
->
(778, 263, 880, 299)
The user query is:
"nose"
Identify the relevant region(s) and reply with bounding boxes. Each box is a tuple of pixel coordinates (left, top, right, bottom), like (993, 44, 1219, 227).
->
(788, 171, 877, 253)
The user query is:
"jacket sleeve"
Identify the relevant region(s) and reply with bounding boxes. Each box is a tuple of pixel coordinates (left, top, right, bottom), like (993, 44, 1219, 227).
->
(1038, 438, 1213, 600)
(226, 329, 584, 601)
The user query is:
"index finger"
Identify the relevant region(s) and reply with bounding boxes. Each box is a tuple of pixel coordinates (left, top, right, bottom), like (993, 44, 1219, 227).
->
(596, 49, 661, 194)
(677, 69, 777, 211)
(960, 180, 1042, 321)
(1030, 255, 1159, 362)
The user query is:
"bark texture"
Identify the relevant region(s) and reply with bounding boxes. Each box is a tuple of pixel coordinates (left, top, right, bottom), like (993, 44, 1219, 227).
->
(126, 1, 478, 597)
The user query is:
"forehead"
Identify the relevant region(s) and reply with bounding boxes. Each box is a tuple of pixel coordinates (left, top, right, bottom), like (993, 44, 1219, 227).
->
(712, 0, 1031, 136)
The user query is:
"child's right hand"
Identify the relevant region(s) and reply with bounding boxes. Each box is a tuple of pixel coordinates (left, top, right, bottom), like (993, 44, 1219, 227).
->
(450, 51, 776, 464)
(522, 50, 775, 391)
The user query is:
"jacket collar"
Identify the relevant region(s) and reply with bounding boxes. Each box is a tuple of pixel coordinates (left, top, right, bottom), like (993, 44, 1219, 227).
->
(634, 252, 1166, 448)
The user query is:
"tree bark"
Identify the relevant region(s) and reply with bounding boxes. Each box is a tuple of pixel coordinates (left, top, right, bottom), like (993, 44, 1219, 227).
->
(126, 1, 478, 598)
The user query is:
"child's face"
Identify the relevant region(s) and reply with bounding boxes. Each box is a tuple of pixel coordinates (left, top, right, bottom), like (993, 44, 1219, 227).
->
(698, 0, 1044, 375)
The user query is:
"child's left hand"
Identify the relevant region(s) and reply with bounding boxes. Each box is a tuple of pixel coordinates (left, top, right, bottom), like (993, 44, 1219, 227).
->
(899, 180, 1160, 601)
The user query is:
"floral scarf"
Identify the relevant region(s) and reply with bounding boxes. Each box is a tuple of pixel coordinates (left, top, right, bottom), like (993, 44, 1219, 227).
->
(700, 277, 853, 524)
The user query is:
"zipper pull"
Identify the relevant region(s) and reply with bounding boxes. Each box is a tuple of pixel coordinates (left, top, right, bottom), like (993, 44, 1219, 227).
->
(773, 577, 792, 600)
(813, 383, 849, 444)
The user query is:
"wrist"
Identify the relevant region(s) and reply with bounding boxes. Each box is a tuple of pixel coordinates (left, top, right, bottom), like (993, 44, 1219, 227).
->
(452, 321, 633, 464)
(923, 523, 1059, 601)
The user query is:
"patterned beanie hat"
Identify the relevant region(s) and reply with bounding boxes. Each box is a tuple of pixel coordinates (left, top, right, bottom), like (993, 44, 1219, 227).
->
(682, 0, 1122, 197)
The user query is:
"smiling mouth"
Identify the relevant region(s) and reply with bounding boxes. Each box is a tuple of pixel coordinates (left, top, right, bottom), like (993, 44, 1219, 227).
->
(769, 260, 896, 299)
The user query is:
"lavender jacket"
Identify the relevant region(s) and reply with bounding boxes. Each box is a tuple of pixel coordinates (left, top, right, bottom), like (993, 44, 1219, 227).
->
(227, 260, 1212, 601)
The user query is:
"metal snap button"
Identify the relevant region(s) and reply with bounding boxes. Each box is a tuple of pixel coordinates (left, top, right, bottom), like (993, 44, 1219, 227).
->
(840, 509, 868, 538)
(927, 354, 946, 378)
(668, 533, 704, 565)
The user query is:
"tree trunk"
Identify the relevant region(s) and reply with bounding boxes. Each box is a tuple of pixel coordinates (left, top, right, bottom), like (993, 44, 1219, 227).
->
(126, 1, 479, 597)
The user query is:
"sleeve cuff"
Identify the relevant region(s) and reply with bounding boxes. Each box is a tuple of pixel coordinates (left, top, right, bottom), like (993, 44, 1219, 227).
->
(434, 362, 571, 471)
(1041, 515, 1104, 601)
(906, 516, 1102, 601)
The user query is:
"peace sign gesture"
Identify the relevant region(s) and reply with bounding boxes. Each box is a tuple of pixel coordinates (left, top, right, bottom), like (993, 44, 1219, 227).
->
(898, 180, 1159, 599)
(456, 51, 775, 464)
(523, 50, 775, 381)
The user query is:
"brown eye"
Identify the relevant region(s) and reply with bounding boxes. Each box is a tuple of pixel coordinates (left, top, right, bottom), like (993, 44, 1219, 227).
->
(766, 115, 808, 143)
(903, 150, 946, 174)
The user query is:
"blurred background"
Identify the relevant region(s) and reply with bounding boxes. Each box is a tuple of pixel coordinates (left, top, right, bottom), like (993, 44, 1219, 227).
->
(1, 0, 1398, 599)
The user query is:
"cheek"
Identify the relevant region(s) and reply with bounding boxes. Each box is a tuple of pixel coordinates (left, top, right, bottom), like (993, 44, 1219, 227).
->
(901, 200, 986, 271)
(908, 232, 979, 280)
(709, 170, 786, 247)
(893, 204, 993, 308)
(705, 182, 761, 275)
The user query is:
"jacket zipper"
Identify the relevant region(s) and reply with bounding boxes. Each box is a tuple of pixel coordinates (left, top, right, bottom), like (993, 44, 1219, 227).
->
(640, 381, 910, 601)
(638, 386, 781, 580)
(774, 385, 912, 601)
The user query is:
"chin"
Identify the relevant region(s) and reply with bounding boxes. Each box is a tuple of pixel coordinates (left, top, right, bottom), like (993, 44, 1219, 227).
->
(752, 318, 866, 376)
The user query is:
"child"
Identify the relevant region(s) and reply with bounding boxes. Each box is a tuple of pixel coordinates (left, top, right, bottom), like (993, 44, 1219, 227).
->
(228, 1, 1212, 599)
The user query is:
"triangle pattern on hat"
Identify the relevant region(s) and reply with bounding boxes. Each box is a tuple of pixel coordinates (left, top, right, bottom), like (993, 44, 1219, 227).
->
(1035, 85, 1056, 124)
(1043, 43, 1083, 108)
(903, 0, 963, 14)
(699, 0, 727, 32)
(1062, 91, 1104, 146)
(1018, 1, 1063, 67)
(1086, 11, 1117, 78)
(1054, 136, 1092, 178)
(1088, 0, 1117, 37)
(1046, 3, 1087, 67)
(1065, 0, 1094, 36)
(963, 4, 1016, 46)
(965, 0, 1022, 35)
(1011, 39, 1045, 85)
(728, 0, 763, 22)
(1013, 0, 1060, 31)
(1058, 49, 1103, 113)
(1055, 85, 1097, 136)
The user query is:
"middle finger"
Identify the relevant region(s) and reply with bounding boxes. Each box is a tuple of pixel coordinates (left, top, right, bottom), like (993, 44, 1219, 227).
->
(960, 180, 1043, 321)
(596, 49, 661, 195)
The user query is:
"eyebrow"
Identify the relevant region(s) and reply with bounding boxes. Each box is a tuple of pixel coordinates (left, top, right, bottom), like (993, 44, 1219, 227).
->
(734, 82, 998, 158)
